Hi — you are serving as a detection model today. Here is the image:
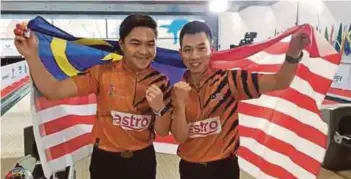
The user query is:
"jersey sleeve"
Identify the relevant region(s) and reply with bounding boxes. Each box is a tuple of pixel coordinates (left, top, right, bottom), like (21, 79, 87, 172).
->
(71, 65, 100, 96)
(227, 69, 262, 101)
(159, 76, 172, 108)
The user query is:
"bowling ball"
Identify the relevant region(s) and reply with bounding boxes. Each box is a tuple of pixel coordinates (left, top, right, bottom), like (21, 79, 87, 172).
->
(4, 166, 33, 179)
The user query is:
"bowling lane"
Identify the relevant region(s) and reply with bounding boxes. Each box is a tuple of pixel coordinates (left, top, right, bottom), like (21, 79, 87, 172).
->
(1, 93, 32, 177)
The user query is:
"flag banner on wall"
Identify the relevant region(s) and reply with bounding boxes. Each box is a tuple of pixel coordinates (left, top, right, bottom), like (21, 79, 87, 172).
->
(27, 16, 341, 178)
(345, 24, 351, 55)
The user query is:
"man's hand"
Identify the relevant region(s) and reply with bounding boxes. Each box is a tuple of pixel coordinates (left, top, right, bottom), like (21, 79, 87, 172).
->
(170, 81, 191, 143)
(146, 84, 165, 112)
(287, 30, 311, 58)
(172, 81, 191, 107)
(14, 23, 39, 59)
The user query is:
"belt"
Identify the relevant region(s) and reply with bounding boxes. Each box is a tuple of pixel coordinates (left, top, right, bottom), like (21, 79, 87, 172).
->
(120, 150, 134, 158)
(94, 138, 154, 159)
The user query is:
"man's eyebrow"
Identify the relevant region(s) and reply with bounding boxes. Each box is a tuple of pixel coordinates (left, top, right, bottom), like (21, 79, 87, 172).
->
(196, 42, 206, 47)
(183, 45, 193, 49)
(129, 38, 141, 42)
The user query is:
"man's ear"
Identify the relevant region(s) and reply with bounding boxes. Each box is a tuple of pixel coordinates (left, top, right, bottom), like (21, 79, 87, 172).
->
(116, 40, 125, 55)
(178, 47, 187, 68)
(210, 44, 216, 53)
(119, 40, 124, 51)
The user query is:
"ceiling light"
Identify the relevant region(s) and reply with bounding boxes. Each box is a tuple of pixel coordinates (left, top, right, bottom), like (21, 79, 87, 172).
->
(209, 0, 229, 13)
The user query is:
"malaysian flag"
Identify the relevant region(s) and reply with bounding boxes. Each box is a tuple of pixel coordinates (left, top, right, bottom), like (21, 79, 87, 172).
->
(27, 16, 341, 179)
(211, 25, 341, 178)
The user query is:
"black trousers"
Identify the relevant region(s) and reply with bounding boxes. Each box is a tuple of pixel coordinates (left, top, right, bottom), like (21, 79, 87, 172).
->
(89, 144, 156, 179)
(179, 156, 240, 179)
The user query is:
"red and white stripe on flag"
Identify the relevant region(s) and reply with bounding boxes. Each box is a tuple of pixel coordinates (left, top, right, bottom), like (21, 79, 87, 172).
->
(211, 24, 341, 178)
(31, 24, 341, 179)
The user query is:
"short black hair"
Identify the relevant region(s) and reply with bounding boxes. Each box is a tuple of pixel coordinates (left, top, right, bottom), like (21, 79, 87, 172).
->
(119, 14, 158, 41)
(179, 21, 213, 47)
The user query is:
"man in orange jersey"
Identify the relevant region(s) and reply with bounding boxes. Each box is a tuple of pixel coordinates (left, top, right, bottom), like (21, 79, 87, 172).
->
(170, 21, 310, 179)
(14, 14, 172, 179)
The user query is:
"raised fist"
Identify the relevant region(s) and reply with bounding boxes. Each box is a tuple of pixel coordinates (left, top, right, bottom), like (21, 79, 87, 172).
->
(172, 81, 192, 107)
(13, 22, 39, 59)
(146, 84, 165, 112)
(287, 30, 311, 58)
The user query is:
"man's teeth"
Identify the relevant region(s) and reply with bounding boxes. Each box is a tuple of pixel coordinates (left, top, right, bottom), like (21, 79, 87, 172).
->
(191, 63, 200, 67)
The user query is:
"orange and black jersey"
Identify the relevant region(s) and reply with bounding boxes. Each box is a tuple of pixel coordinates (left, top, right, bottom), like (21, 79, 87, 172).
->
(72, 60, 172, 152)
(177, 69, 262, 163)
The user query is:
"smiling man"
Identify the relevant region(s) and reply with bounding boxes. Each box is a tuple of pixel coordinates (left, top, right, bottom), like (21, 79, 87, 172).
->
(14, 14, 172, 179)
(170, 21, 310, 179)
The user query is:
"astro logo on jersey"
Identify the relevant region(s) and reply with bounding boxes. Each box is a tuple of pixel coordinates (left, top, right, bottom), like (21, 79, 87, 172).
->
(189, 117, 222, 138)
(111, 111, 152, 131)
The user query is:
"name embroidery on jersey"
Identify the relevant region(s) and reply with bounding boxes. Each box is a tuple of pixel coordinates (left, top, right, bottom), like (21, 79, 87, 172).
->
(110, 111, 152, 131)
(188, 117, 222, 138)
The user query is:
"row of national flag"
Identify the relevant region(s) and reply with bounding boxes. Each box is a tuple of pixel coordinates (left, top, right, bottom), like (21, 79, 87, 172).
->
(321, 23, 351, 56)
